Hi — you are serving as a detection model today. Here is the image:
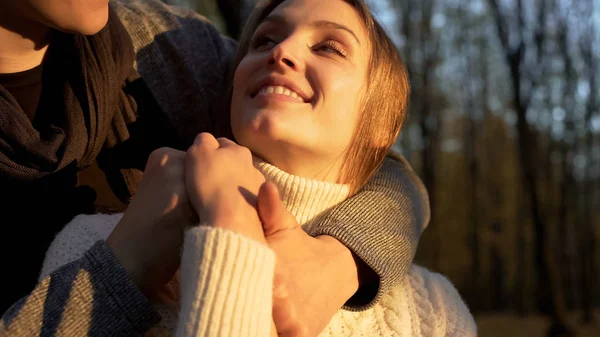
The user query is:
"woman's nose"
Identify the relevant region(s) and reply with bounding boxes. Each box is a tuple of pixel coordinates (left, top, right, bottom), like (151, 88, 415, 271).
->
(267, 40, 304, 72)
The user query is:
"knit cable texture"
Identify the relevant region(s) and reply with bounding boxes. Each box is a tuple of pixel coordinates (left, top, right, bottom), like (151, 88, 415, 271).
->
(40, 159, 476, 336)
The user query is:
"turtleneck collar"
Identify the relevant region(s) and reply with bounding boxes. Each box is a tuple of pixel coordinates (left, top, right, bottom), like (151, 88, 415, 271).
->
(253, 156, 350, 228)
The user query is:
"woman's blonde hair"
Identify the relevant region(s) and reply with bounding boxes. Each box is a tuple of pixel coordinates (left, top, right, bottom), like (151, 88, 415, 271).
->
(218, 0, 410, 193)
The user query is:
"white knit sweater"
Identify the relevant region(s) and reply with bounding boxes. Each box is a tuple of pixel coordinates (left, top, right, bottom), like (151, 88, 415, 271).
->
(40, 159, 477, 337)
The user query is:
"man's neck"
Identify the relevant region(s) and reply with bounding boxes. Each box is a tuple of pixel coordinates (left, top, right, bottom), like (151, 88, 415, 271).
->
(0, 13, 50, 74)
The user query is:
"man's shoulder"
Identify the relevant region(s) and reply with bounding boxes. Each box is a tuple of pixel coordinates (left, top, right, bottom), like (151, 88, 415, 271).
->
(111, 0, 226, 51)
(111, 0, 206, 22)
(110, 0, 237, 147)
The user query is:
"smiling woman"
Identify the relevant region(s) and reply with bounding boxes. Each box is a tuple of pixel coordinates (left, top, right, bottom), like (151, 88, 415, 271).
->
(228, 0, 410, 193)
(231, 0, 371, 186)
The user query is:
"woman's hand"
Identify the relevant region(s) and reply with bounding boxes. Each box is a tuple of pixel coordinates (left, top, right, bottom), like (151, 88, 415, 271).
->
(107, 147, 197, 297)
(185, 133, 266, 244)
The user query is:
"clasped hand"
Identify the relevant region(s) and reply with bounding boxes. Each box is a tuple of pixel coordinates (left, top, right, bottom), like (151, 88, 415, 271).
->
(108, 133, 355, 337)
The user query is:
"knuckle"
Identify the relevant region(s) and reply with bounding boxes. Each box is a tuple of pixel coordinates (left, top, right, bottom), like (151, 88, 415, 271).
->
(165, 157, 185, 177)
(273, 282, 289, 300)
(236, 145, 253, 159)
(149, 154, 183, 181)
(147, 147, 172, 168)
(163, 161, 181, 177)
(186, 144, 200, 159)
(193, 132, 215, 147)
(196, 132, 215, 143)
(272, 272, 290, 299)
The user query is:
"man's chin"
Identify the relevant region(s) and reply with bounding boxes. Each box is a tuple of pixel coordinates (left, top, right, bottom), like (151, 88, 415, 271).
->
(52, 7, 109, 36)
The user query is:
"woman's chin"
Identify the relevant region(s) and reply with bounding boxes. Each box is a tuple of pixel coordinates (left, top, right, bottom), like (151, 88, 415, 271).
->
(234, 121, 316, 167)
(237, 120, 289, 146)
(240, 134, 298, 166)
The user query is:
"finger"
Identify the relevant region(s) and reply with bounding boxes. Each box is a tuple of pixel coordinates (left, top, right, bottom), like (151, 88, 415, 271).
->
(145, 147, 184, 171)
(215, 137, 237, 148)
(217, 138, 254, 163)
(258, 182, 283, 236)
(186, 135, 218, 214)
(186, 133, 218, 177)
(191, 132, 219, 150)
(258, 182, 297, 236)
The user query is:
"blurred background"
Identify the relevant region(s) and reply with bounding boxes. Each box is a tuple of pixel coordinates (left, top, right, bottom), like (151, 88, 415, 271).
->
(162, 0, 600, 336)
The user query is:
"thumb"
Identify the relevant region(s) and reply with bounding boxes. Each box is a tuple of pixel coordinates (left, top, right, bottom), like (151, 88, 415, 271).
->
(258, 182, 297, 236)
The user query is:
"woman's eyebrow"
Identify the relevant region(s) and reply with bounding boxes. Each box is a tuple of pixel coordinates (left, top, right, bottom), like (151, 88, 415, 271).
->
(312, 20, 361, 45)
(262, 14, 361, 45)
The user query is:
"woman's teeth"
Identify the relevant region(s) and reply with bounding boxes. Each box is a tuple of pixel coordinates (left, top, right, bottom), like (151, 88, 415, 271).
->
(258, 85, 303, 101)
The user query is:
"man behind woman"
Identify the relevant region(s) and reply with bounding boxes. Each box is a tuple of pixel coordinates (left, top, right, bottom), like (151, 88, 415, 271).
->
(1, 0, 432, 335)
(37, 0, 476, 336)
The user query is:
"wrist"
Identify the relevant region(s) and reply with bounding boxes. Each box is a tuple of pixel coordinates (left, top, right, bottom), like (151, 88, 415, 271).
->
(315, 235, 360, 300)
(106, 234, 150, 296)
(208, 216, 267, 245)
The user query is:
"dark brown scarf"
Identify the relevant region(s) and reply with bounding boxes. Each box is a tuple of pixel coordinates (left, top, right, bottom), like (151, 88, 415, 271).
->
(0, 8, 136, 181)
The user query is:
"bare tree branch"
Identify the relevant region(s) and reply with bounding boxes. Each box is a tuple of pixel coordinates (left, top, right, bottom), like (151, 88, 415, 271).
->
(488, 0, 509, 51)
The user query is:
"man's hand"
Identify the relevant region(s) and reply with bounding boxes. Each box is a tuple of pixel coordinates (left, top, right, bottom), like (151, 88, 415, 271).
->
(107, 147, 196, 297)
(258, 182, 361, 337)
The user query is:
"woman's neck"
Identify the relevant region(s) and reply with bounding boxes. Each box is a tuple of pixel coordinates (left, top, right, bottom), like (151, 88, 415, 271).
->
(252, 146, 346, 185)
(253, 157, 350, 227)
(0, 12, 50, 73)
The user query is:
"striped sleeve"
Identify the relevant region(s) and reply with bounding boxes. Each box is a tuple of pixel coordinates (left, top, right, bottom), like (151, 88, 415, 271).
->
(1, 241, 160, 337)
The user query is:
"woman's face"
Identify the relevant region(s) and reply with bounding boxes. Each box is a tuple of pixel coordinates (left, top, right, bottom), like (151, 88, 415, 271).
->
(230, 0, 370, 180)
(1, 0, 109, 35)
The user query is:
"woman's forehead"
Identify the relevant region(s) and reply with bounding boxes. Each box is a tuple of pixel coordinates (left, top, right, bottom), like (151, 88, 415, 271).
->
(265, 0, 367, 37)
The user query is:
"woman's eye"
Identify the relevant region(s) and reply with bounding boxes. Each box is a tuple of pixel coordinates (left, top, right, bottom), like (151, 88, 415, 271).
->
(250, 35, 276, 51)
(313, 41, 347, 57)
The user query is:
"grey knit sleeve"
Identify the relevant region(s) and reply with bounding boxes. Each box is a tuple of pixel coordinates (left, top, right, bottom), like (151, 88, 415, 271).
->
(305, 153, 430, 310)
(0, 241, 160, 337)
(113, 0, 238, 147)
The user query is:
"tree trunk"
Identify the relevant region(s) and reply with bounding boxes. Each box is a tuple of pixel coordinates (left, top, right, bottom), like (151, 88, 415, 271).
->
(399, 0, 441, 270)
(516, 186, 528, 315)
(557, 23, 577, 312)
(518, 89, 571, 337)
(580, 23, 597, 323)
(419, 0, 440, 271)
(488, 0, 573, 334)
(557, 145, 572, 307)
(462, 23, 482, 311)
